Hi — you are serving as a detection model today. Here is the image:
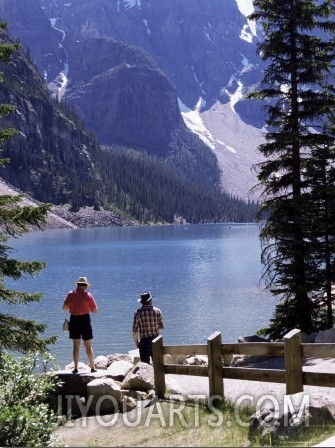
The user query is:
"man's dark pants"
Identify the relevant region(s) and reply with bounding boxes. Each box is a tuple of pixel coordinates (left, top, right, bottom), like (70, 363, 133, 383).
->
(139, 336, 156, 364)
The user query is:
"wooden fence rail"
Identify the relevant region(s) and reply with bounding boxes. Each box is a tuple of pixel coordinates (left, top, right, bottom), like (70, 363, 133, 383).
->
(152, 328, 335, 400)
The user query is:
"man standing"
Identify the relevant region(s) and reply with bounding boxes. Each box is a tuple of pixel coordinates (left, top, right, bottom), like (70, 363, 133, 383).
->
(132, 291, 164, 364)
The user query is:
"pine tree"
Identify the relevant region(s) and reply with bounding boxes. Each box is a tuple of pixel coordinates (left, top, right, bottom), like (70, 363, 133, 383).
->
(0, 23, 56, 352)
(248, 0, 335, 338)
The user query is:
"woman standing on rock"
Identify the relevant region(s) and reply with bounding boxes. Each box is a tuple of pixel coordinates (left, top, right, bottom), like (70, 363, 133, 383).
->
(63, 276, 98, 373)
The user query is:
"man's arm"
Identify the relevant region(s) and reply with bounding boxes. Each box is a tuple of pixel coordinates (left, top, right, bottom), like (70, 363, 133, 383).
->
(158, 311, 164, 330)
(132, 311, 139, 347)
(133, 331, 139, 348)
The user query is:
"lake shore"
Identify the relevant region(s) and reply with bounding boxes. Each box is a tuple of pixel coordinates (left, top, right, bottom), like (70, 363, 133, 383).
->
(45, 204, 136, 229)
(0, 178, 136, 230)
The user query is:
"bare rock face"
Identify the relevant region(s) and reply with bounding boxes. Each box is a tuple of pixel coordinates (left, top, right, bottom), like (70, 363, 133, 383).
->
(58, 365, 103, 396)
(0, 0, 63, 80)
(65, 37, 186, 153)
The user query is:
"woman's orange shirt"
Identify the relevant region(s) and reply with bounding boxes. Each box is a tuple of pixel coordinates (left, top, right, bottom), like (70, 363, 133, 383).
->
(64, 289, 97, 315)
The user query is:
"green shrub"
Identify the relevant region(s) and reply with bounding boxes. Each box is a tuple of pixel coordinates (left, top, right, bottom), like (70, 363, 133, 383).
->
(0, 351, 62, 447)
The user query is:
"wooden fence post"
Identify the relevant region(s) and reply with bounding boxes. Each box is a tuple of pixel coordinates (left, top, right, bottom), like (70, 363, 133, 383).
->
(152, 335, 165, 398)
(284, 328, 303, 395)
(207, 331, 223, 403)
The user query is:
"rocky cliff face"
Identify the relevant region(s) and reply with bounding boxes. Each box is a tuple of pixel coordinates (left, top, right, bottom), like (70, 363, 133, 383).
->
(0, 27, 239, 225)
(0, 0, 266, 200)
(64, 36, 186, 153)
(40, 0, 262, 113)
(0, 0, 63, 81)
(0, 31, 102, 207)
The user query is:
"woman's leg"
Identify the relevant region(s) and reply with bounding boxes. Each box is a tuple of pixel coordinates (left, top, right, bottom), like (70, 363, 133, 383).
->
(73, 339, 81, 370)
(83, 339, 95, 369)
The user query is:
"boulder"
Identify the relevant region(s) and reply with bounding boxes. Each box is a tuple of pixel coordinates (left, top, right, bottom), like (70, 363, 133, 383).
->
(94, 355, 109, 369)
(248, 393, 335, 443)
(121, 390, 148, 400)
(87, 378, 122, 415)
(185, 355, 208, 366)
(300, 332, 316, 343)
(234, 335, 282, 369)
(231, 355, 285, 369)
(165, 376, 184, 395)
(238, 334, 268, 343)
(120, 395, 138, 413)
(64, 361, 91, 373)
(121, 362, 154, 392)
(222, 354, 233, 366)
(128, 349, 140, 364)
(107, 353, 134, 367)
(163, 354, 188, 364)
(107, 360, 134, 381)
(53, 369, 105, 396)
(315, 328, 335, 343)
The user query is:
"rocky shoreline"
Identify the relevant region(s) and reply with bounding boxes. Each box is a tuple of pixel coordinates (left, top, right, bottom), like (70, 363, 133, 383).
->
(44, 205, 136, 230)
(0, 177, 136, 230)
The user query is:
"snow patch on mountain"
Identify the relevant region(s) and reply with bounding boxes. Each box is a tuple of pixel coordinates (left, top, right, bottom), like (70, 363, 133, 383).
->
(179, 97, 216, 150)
(235, 0, 256, 40)
(121, 0, 142, 11)
(227, 80, 244, 110)
(143, 18, 151, 35)
(235, 0, 254, 17)
(47, 18, 69, 98)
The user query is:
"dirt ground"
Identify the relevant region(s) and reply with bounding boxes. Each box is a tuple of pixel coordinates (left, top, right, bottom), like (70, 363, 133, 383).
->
(57, 400, 163, 447)
(56, 362, 335, 447)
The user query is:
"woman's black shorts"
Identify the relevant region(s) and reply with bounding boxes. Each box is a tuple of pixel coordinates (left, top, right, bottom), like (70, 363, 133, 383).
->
(69, 314, 93, 340)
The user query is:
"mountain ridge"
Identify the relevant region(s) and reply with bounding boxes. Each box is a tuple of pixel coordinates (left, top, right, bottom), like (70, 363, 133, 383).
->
(0, 0, 267, 201)
(0, 1, 264, 224)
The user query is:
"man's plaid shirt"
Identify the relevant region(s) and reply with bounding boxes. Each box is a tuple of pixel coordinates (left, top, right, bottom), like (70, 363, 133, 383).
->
(133, 305, 164, 338)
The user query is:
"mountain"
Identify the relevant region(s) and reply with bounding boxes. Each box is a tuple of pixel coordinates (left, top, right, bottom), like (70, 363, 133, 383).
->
(0, 0, 267, 201)
(0, 26, 257, 225)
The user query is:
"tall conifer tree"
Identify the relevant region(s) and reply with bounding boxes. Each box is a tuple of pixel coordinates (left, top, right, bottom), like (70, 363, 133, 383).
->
(248, 0, 335, 338)
(0, 23, 56, 352)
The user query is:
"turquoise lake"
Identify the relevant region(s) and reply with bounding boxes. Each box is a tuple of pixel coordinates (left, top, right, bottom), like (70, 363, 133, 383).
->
(6, 223, 276, 367)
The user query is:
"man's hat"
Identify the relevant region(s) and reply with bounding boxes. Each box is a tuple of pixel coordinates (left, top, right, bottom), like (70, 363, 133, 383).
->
(138, 291, 153, 303)
(75, 276, 91, 287)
